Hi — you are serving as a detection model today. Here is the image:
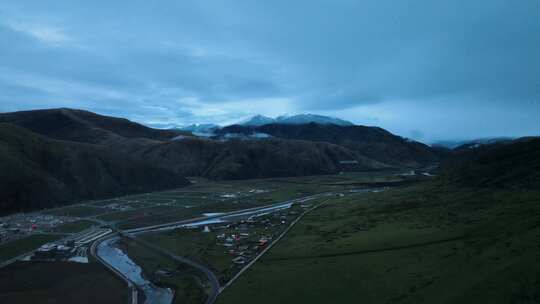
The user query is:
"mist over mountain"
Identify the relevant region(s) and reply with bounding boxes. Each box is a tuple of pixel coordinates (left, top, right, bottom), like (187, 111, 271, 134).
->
(237, 114, 354, 127)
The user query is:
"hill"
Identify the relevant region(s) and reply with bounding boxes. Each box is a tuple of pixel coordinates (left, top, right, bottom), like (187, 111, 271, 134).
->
(217, 123, 440, 167)
(442, 137, 540, 188)
(0, 123, 190, 214)
(0, 108, 444, 213)
(132, 137, 387, 180)
(0, 108, 189, 145)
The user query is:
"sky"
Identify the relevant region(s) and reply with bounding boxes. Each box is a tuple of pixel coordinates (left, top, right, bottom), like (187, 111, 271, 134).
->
(1, 0, 539, 142)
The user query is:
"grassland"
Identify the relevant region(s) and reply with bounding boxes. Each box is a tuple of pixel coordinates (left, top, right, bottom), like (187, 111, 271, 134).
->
(43, 205, 107, 217)
(96, 205, 182, 222)
(120, 239, 208, 304)
(141, 230, 233, 281)
(217, 182, 540, 304)
(0, 234, 62, 263)
(0, 261, 128, 304)
(120, 172, 407, 229)
(49, 220, 96, 233)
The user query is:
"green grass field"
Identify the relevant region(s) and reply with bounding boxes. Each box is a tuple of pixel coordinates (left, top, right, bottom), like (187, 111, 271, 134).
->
(120, 239, 208, 304)
(44, 205, 107, 217)
(96, 205, 182, 222)
(49, 220, 96, 233)
(217, 182, 540, 304)
(141, 230, 233, 281)
(0, 261, 128, 304)
(0, 234, 63, 263)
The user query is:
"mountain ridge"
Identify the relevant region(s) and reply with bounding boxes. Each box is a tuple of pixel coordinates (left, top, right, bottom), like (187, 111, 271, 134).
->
(237, 113, 354, 127)
(0, 122, 190, 214)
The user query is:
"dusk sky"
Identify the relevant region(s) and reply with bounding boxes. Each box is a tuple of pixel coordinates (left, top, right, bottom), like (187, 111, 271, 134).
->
(1, 0, 539, 142)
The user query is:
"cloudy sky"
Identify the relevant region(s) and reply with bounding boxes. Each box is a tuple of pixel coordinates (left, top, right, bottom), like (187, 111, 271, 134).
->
(1, 0, 539, 142)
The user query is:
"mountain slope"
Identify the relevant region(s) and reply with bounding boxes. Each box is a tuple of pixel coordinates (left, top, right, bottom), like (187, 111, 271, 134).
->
(442, 137, 540, 188)
(276, 114, 353, 126)
(239, 115, 276, 126)
(0, 123, 190, 214)
(237, 114, 354, 127)
(127, 137, 387, 180)
(218, 123, 439, 167)
(0, 108, 189, 145)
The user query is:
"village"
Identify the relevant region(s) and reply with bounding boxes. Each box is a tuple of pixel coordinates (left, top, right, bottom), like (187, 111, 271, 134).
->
(0, 213, 78, 244)
(155, 201, 312, 284)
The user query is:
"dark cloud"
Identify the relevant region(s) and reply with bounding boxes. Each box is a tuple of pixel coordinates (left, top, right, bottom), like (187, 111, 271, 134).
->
(0, 0, 539, 141)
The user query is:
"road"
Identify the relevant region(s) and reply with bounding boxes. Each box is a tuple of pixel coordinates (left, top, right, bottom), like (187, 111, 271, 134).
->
(124, 193, 329, 234)
(219, 199, 329, 294)
(88, 191, 349, 304)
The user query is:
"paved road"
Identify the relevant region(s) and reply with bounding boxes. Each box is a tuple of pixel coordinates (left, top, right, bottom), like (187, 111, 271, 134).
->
(90, 191, 341, 304)
(124, 193, 329, 234)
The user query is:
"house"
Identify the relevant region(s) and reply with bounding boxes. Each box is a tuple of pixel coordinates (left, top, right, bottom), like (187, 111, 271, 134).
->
(232, 256, 246, 264)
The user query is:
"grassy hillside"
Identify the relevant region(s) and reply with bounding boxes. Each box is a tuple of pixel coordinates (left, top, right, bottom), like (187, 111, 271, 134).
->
(442, 137, 540, 188)
(218, 123, 440, 167)
(218, 139, 540, 304)
(217, 183, 540, 304)
(0, 123, 190, 214)
(133, 137, 387, 179)
(0, 108, 188, 144)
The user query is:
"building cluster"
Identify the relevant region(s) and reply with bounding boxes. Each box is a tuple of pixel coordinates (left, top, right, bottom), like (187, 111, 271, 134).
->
(29, 228, 112, 263)
(103, 202, 134, 212)
(0, 214, 74, 244)
(201, 204, 306, 267)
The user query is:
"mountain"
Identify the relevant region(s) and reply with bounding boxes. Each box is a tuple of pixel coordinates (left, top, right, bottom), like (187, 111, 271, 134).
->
(431, 137, 514, 150)
(238, 115, 276, 126)
(276, 114, 354, 126)
(237, 114, 354, 127)
(0, 108, 387, 186)
(0, 108, 443, 213)
(0, 108, 189, 145)
(441, 137, 540, 188)
(133, 137, 387, 180)
(0, 123, 190, 215)
(452, 137, 515, 152)
(216, 123, 439, 167)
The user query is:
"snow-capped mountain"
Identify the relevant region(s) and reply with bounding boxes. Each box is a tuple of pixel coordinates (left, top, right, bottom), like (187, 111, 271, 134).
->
(236, 114, 354, 127)
(238, 115, 276, 126)
(276, 114, 353, 126)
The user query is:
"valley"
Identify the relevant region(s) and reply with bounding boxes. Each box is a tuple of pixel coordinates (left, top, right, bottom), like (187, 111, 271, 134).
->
(2, 2, 538, 302)
(0, 171, 420, 304)
(0, 109, 538, 304)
